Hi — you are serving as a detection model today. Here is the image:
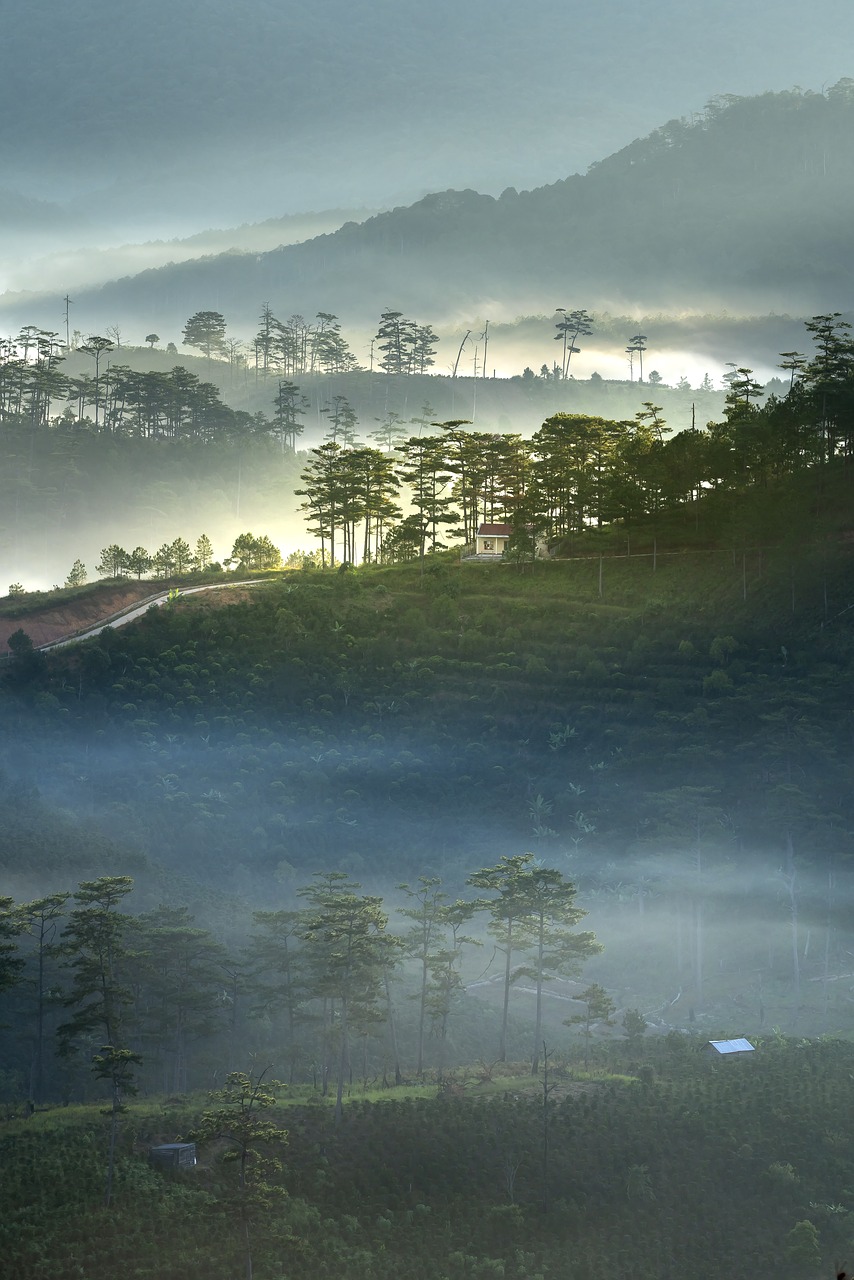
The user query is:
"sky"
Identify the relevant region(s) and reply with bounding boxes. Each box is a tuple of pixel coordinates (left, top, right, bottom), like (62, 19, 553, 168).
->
(2, 0, 853, 260)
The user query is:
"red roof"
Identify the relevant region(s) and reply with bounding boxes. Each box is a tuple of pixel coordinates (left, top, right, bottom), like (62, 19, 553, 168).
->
(478, 523, 512, 536)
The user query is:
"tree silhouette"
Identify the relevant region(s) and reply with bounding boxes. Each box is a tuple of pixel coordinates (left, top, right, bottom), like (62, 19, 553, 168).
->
(182, 311, 227, 361)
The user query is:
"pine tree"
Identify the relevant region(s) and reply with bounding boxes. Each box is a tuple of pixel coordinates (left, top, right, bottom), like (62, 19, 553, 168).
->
(567, 983, 616, 1069)
(195, 534, 214, 571)
(272, 380, 307, 451)
(299, 873, 391, 1123)
(58, 877, 140, 1207)
(188, 1070, 289, 1280)
(20, 893, 69, 1103)
(96, 545, 130, 578)
(469, 854, 599, 1069)
(0, 896, 25, 1000)
(182, 311, 227, 361)
(65, 559, 87, 588)
(397, 878, 448, 1075)
(127, 547, 152, 579)
(169, 538, 194, 574)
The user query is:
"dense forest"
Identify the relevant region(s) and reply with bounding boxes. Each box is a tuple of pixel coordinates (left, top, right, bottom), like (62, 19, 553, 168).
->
(1, 309, 848, 578)
(0, 300, 752, 584)
(1, 348, 852, 1277)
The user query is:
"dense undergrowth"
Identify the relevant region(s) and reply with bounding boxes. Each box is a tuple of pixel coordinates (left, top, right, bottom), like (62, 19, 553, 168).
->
(2, 1036, 852, 1280)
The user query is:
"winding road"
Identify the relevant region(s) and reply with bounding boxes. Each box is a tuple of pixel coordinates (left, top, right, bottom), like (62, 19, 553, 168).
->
(39, 579, 268, 652)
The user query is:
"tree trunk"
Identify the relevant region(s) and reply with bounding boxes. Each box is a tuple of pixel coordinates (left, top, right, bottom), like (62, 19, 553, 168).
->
(531, 919, 545, 1075)
(335, 998, 349, 1125)
(785, 829, 800, 1026)
(105, 1086, 120, 1208)
(416, 953, 429, 1076)
(382, 969, 402, 1086)
(499, 921, 513, 1062)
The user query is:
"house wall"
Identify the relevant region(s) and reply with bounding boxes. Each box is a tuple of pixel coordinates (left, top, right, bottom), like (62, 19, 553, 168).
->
(476, 536, 508, 555)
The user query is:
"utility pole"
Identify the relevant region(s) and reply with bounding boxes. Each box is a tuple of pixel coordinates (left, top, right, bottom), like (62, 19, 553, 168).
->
(63, 296, 73, 350)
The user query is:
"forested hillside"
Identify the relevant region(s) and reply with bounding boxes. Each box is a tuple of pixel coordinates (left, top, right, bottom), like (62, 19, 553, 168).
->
(0, 305, 842, 586)
(9, 85, 854, 335)
(6, 0, 822, 242)
(0, 302, 852, 1280)
(5, 2, 854, 1276)
(1, 1039, 854, 1279)
(2, 458, 852, 1034)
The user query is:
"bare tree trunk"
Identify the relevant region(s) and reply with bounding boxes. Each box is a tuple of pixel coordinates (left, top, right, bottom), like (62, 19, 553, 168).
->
(335, 998, 349, 1125)
(823, 859, 834, 1026)
(531, 922, 545, 1075)
(383, 968, 402, 1085)
(541, 1042, 554, 1213)
(499, 922, 513, 1062)
(243, 1214, 253, 1280)
(785, 829, 800, 1026)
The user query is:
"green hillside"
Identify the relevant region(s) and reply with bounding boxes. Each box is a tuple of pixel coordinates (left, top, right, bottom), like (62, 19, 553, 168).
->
(8, 483, 851, 876)
(2, 459, 852, 1037)
(2, 1037, 854, 1279)
(0, 463, 852, 1279)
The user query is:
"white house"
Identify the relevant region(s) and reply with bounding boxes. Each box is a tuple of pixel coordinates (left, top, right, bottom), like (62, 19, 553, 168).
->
(469, 522, 550, 560)
(475, 522, 513, 556)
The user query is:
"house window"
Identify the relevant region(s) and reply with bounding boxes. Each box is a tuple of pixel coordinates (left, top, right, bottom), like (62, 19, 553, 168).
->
(483, 539, 494, 551)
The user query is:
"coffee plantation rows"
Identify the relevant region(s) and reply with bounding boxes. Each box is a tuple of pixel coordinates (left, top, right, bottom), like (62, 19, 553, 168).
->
(1, 1036, 853, 1279)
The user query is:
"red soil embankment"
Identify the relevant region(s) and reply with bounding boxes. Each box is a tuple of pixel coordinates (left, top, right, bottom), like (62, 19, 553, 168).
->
(0, 583, 158, 655)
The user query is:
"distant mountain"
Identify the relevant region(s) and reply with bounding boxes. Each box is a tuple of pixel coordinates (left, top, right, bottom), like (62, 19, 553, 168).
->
(0, 188, 71, 229)
(4, 86, 854, 339)
(2, 207, 378, 296)
(7, 0, 846, 231)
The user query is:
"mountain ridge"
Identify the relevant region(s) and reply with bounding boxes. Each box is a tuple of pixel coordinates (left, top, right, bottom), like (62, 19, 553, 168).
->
(4, 86, 854, 338)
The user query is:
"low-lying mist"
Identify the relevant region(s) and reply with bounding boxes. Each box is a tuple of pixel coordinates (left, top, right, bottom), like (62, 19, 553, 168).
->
(0, 434, 306, 591)
(3, 725, 849, 1054)
(0, 207, 380, 298)
(2, 685, 849, 1049)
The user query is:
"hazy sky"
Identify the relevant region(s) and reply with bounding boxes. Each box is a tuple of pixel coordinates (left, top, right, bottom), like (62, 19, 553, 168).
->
(3, 0, 853, 237)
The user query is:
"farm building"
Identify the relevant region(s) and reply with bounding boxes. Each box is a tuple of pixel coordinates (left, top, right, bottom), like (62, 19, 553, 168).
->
(703, 1038, 755, 1059)
(149, 1142, 197, 1169)
(465, 523, 550, 560)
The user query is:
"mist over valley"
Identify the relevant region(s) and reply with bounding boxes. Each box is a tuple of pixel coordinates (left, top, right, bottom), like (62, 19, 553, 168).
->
(2, 3, 854, 1277)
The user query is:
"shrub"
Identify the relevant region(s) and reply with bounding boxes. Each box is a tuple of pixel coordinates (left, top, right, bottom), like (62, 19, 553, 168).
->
(703, 668, 733, 695)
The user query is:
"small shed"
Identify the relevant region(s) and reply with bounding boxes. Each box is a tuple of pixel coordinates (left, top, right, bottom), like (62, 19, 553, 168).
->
(704, 1038, 755, 1060)
(149, 1142, 197, 1170)
(475, 523, 513, 556)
